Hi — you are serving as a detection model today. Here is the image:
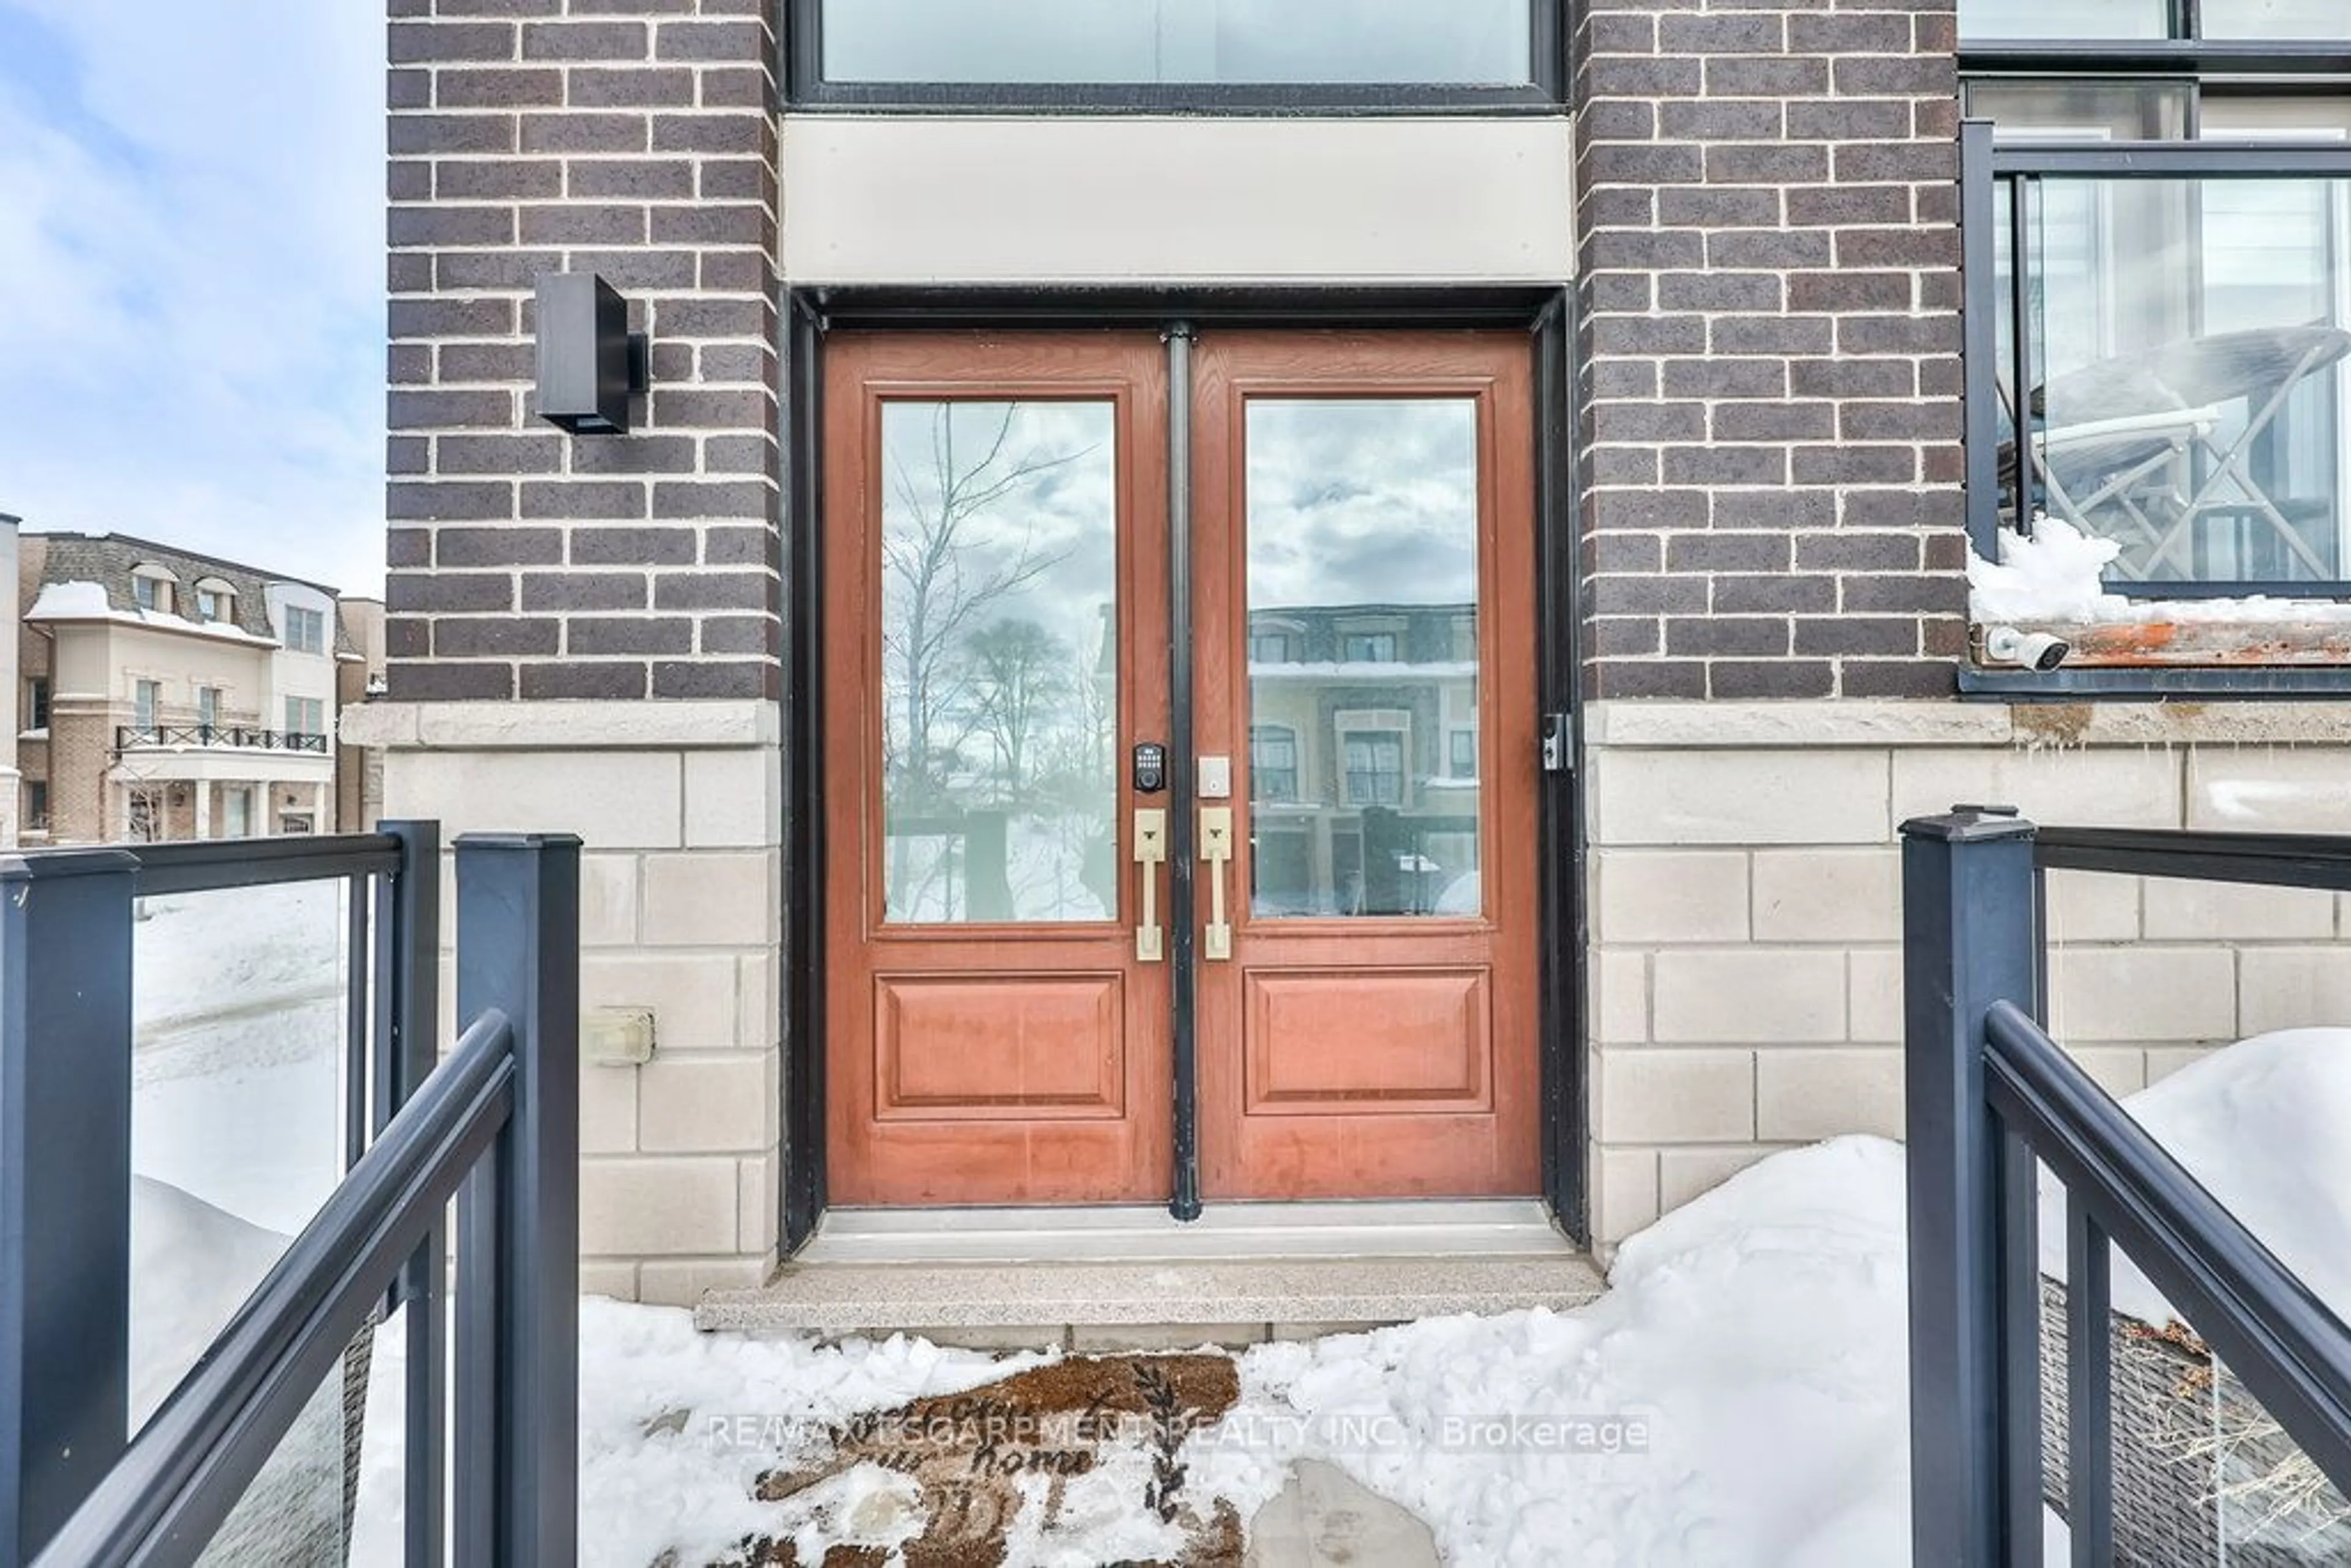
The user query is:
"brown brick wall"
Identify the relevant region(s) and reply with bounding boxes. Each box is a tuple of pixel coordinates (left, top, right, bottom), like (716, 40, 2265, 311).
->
(1573, 1, 1969, 701)
(48, 707, 110, 843)
(384, 0, 782, 703)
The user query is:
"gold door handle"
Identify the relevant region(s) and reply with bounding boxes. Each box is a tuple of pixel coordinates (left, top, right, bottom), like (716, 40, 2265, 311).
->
(1133, 808, 1168, 962)
(1200, 806, 1234, 961)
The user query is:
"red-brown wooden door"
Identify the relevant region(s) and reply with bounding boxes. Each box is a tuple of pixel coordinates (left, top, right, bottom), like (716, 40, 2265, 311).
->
(1191, 332, 1541, 1199)
(823, 329, 1540, 1206)
(822, 332, 1174, 1204)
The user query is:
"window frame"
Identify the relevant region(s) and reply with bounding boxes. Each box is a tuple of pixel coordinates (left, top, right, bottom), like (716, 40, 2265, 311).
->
(25, 677, 48, 731)
(282, 604, 326, 655)
(1334, 711, 1410, 809)
(782, 0, 1567, 113)
(1959, 35, 2351, 690)
(1248, 722, 1299, 803)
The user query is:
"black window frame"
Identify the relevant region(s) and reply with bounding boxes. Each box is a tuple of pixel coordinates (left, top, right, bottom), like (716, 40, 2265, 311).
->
(1959, 28, 2351, 694)
(1960, 0, 2351, 63)
(782, 0, 1568, 114)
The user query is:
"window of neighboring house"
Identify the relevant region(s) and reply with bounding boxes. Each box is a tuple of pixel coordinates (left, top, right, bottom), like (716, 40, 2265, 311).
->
(791, 0, 1559, 107)
(131, 569, 174, 613)
(197, 686, 220, 732)
(193, 579, 234, 623)
(285, 696, 324, 745)
(1339, 632, 1398, 663)
(222, 786, 251, 838)
(282, 604, 326, 655)
(133, 680, 160, 733)
(1249, 631, 1295, 664)
(22, 781, 46, 833)
(1339, 727, 1405, 808)
(1961, 10, 2351, 624)
(1448, 727, 1477, 779)
(1249, 724, 1298, 802)
(24, 677, 48, 731)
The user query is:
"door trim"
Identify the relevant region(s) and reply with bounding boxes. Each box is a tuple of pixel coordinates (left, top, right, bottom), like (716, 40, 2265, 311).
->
(779, 287, 1586, 1253)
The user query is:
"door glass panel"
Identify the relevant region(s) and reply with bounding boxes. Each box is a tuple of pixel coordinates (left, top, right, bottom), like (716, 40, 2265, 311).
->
(878, 400, 1119, 924)
(1243, 399, 1481, 920)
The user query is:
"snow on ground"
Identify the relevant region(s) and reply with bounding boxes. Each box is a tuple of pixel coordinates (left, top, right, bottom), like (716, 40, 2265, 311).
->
(2040, 1026, 2351, 1327)
(129, 884, 350, 1395)
(124, 879, 2343, 1565)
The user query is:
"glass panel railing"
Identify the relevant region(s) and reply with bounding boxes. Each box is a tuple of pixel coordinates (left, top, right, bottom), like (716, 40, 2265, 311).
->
(195, 1316, 383, 1568)
(1994, 173, 2351, 587)
(130, 880, 354, 1421)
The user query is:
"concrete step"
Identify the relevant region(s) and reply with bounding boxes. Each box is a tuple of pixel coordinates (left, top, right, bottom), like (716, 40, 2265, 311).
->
(798, 1198, 1570, 1264)
(694, 1252, 1608, 1344)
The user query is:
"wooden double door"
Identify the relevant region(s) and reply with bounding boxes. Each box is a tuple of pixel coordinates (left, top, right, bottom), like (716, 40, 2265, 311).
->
(823, 329, 1541, 1206)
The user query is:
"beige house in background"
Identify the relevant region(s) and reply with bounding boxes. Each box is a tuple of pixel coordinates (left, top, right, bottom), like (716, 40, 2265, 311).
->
(11, 527, 380, 846)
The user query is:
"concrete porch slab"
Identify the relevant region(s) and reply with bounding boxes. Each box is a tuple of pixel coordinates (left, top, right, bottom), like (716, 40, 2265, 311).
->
(693, 1253, 1608, 1338)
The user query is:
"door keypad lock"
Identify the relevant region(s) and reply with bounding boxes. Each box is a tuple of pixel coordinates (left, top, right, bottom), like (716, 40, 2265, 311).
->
(1132, 742, 1168, 794)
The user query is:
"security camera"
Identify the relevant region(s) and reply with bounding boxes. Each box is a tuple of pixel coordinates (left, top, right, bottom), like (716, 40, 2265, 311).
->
(1983, 626, 2071, 672)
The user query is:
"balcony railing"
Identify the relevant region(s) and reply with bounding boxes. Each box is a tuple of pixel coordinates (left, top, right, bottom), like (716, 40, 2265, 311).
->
(0, 823, 581, 1566)
(1963, 121, 2351, 596)
(116, 724, 330, 754)
(1903, 808, 2351, 1566)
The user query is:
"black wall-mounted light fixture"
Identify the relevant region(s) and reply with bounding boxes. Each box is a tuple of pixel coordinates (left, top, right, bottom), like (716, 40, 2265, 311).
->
(534, 271, 649, 436)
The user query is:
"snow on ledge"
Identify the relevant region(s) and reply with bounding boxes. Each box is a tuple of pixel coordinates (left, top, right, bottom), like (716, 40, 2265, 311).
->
(1969, 516, 2351, 629)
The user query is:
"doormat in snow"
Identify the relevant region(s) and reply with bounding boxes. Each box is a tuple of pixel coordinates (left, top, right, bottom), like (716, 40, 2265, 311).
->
(700, 1352, 1245, 1568)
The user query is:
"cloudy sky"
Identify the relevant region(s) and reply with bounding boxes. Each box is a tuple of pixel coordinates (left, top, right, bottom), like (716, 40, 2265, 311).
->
(0, 2, 386, 596)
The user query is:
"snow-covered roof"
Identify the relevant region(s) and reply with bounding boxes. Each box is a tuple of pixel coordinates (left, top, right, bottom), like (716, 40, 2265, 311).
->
(28, 580, 283, 648)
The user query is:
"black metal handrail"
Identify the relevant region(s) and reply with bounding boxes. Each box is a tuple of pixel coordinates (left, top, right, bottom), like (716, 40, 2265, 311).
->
(1984, 1001, 2351, 1488)
(0, 823, 581, 1567)
(1905, 808, 2351, 1567)
(124, 832, 404, 896)
(2036, 825, 2351, 893)
(116, 724, 330, 754)
(31, 1011, 519, 1567)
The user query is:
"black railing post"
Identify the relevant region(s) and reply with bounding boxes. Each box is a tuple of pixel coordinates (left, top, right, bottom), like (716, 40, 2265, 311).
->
(0, 847, 140, 1562)
(378, 819, 446, 1568)
(452, 833, 579, 1568)
(1903, 806, 2042, 1568)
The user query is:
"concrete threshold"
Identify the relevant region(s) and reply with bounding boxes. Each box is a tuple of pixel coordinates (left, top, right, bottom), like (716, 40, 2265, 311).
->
(696, 1204, 1607, 1343)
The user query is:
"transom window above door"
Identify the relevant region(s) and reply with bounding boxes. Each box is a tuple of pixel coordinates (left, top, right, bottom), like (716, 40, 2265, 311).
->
(786, 0, 1563, 111)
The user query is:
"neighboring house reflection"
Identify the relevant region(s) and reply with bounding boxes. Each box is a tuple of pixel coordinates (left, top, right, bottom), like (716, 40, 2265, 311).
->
(1246, 602, 1480, 919)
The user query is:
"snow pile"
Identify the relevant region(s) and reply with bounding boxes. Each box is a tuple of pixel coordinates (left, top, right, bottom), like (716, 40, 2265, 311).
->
(1968, 514, 2129, 623)
(1970, 514, 2351, 628)
(2041, 1026, 2351, 1327)
(129, 1176, 292, 1424)
(1220, 1136, 1916, 1567)
(26, 580, 114, 620)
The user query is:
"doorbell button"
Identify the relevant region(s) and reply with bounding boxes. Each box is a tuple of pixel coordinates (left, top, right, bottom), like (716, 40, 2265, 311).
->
(1198, 755, 1232, 798)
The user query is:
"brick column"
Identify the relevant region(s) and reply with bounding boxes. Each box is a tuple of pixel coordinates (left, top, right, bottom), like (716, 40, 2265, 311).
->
(1573, 1, 1968, 700)
(377, 1, 785, 1303)
(385, 0, 780, 703)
